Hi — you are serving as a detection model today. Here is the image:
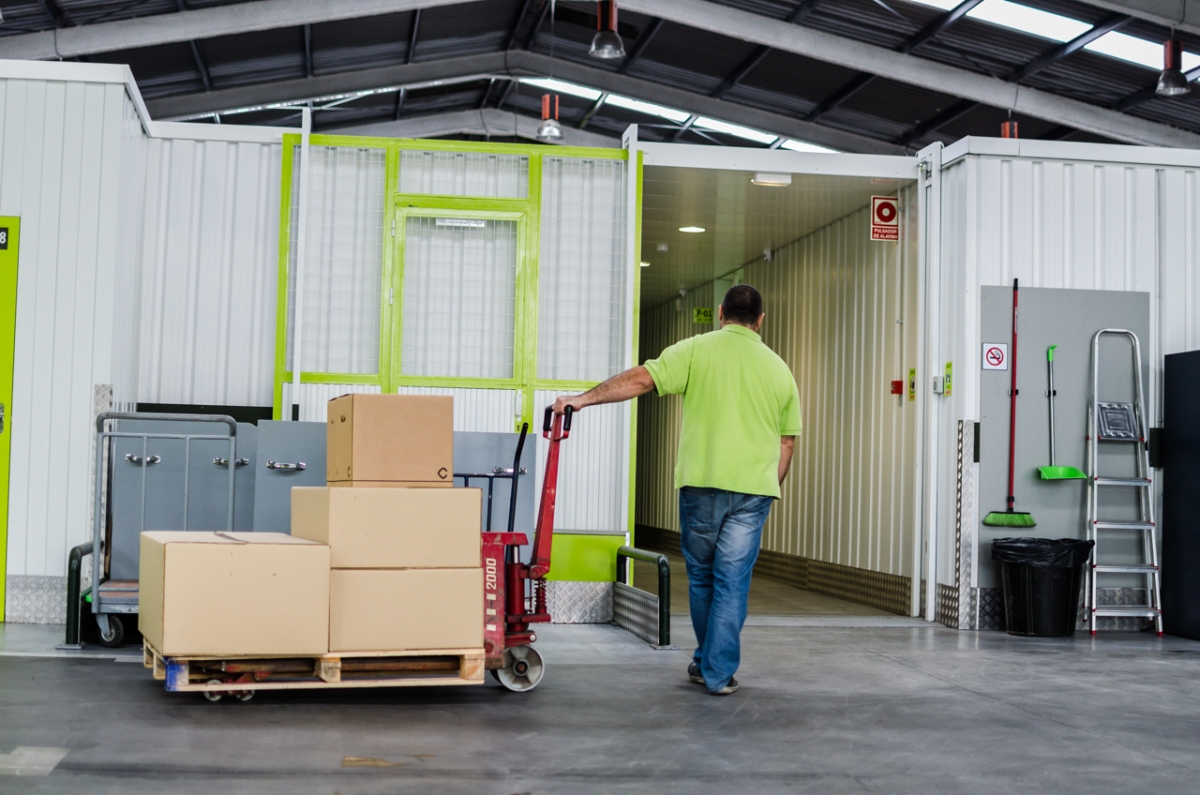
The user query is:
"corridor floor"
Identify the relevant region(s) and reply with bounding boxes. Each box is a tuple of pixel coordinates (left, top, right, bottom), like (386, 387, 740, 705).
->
(2, 621, 1198, 794)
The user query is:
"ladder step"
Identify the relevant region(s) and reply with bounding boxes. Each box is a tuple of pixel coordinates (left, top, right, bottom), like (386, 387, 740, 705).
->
(1093, 477, 1152, 487)
(1093, 606, 1160, 618)
(1093, 521, 1155, 531)
(1094, 564, 1158, 574)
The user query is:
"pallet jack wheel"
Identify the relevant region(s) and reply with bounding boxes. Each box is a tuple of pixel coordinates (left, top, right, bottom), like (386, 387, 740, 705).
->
(491, 645, 545, 692)
(98, 615, 124, 648)
(203, 680, 224, 702)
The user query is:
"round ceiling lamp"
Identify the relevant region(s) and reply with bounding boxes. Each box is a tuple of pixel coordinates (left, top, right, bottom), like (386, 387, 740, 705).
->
(537, 93, 563, 141)
(679, 226, 705, 233)
(589, 1, 626, 60)
(1157, 39, 1191, 97)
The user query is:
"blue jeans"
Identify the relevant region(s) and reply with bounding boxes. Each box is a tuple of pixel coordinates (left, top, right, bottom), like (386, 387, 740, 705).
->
(679, 487, 774, 693)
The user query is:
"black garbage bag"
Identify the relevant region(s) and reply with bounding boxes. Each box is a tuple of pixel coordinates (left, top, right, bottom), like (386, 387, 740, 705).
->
(991, 537, 1095, 568)
(991, 538, 1095, 637)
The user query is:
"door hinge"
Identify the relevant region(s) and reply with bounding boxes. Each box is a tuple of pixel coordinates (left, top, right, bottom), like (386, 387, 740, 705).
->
(389, 287, 394, 306)
(391, 218, 396, 237)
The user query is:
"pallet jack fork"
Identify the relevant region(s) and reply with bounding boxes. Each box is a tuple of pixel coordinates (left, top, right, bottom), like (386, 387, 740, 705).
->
(481, 406, 572, 691)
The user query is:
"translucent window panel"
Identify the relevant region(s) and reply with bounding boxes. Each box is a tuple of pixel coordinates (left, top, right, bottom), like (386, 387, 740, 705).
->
(398, 150, 528, 198)
(538, 158, 627, 382)
(287, 146, 386, 374)
(401, 217, 518, 379)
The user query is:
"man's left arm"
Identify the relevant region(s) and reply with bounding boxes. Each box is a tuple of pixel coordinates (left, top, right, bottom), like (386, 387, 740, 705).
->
(779, 436, 796, 484)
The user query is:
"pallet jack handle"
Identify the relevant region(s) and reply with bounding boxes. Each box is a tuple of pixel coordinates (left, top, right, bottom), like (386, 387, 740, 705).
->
(529, 406, 572, 578)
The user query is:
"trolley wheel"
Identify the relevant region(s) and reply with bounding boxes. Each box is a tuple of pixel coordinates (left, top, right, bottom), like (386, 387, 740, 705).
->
(98, 615, 125, 648)
(491, 645, 545, 692)
(203, 680, 224, 703)
(235, 691, 255, 703)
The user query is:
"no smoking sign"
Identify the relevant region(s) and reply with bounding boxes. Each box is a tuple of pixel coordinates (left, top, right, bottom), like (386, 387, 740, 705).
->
(870, 196, 899, 241)
(982, 343, 1009, 370)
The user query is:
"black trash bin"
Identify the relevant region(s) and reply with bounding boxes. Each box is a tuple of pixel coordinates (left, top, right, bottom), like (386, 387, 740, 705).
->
(991, 538, 1095, 637)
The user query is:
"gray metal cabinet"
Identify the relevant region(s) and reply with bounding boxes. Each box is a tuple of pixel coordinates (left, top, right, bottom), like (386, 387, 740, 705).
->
(109, 419, 251, 581)
(252, 420, 327, 534)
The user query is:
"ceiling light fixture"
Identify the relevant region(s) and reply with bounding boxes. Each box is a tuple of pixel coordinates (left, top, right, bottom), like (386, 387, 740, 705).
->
(536, 93, 563, 141)
(679, 226, 705, 233)
(640, 261, 651, 268)
(589, 1, 626, 60)
(751, 173, 792, 187)
(1157, 39, 1191, 96)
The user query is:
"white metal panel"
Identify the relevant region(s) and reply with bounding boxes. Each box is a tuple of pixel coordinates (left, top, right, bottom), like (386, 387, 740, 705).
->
(535, 390, 629, 535)
(281, 382, 382, 422)
(538, 157, 628, 382)
(1, 77, 131, 579)
(398, 150, 528, 198)
(113, 93, 148, 411)
(137, 136, 282, 406)
(394, 386, 518, 433)
(636, 188, 921, 576)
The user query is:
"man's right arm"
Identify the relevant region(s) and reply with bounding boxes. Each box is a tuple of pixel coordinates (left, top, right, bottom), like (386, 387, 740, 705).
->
(552, 366, 657, 415)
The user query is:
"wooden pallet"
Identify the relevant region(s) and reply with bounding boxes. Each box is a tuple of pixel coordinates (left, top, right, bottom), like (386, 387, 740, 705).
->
(143, 641, 485, 694)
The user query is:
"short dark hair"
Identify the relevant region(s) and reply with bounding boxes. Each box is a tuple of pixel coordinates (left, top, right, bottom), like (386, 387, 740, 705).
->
(721, 284, 763, 326)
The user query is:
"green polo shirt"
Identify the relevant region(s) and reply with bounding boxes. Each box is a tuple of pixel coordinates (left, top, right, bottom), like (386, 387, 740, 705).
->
(643, 324, 801, 499)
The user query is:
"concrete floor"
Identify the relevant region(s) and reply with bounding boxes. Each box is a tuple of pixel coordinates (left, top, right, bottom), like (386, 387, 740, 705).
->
(3, 621, 1200, 794)
(634, 553, 892, 617)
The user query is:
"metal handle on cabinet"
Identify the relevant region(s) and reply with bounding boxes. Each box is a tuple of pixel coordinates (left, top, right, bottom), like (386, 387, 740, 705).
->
(0, 401, 4, 433)
(125, 454, 161, 465)
(213, 457, 250, 467)
(266, 460, 306, 471)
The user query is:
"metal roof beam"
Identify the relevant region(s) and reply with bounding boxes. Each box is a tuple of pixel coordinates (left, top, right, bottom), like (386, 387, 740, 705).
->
(327, 107, 620, 146)
(39, 0, 68, 28)
(144, 49, 907, 154)
(710, 0, 823, 100)
(303, 24, 314, 78)
(1067, 0, 1200, 39)
(618, 17, 663, 74)
(506, 0, 537, 50)
(407, 8, 421, 63)
(620, 0, 1200, 147)
(525, 0, 551, 50)
(0, 0, 487, 61)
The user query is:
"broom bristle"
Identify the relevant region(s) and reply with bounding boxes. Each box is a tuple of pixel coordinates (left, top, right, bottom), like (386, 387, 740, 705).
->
(983, 511, 1037, 528)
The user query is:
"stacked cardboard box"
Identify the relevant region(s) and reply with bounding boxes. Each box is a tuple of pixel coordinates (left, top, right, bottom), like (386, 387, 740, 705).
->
(293, 394, 484, 653)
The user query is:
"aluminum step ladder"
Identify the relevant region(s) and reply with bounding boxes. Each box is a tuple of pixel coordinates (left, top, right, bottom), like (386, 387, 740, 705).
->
(1086, 329, 1163, 636)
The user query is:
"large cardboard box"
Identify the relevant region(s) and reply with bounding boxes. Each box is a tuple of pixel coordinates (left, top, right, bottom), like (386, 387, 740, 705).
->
(327, 394, 453, 483)
(328, 480, 452, 489)
(139, 532, 329, 657)
(329, 568, 483, 652)
(291, 487, 481, 569)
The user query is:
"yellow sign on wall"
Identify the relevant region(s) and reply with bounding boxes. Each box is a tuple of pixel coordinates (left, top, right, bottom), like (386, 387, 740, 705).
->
(907, 368, 917, 402)
(693, 307, 713, 324)
(944, 361, 953, 397)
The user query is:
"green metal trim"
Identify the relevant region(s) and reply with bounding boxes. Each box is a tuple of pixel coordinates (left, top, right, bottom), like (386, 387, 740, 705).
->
(393, 376, 521, 390)
(0, 217, 19, 622)
(531, 380, 601, 391)
(282, 372, 384, 386)
(378, 145, 400, 395)
(628, 149, 644, 539)
(545, 534, 626, 582)
(395, 196, 532, 213)
(272, 141, 296, 420)
(518, 154, 543, 430)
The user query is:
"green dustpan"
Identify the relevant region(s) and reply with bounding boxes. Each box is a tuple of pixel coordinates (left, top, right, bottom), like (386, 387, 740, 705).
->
(1038, 345, 1087, 481)
(1038, 465, 1087, 480)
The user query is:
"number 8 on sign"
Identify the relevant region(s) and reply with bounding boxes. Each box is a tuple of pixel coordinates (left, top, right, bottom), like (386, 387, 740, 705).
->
(0, 228, 7, 250)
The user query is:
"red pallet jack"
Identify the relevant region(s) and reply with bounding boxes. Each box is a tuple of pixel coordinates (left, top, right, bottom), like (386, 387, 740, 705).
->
(481, 406, 573, 691)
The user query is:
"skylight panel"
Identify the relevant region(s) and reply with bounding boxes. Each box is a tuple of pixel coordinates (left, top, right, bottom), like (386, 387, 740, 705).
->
(1085, 31, 1200, 71)
(693, 117, 778, 144)
(902, 0, 962, 11)
(603, 94, 691, 123)
(521, 78, 602, 101)
(965, 0, 1091, 42)
(779, 139, 838, 153)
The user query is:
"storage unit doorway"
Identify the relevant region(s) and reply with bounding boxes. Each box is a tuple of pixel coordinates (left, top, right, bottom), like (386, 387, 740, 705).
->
(630, 141, 936, 619)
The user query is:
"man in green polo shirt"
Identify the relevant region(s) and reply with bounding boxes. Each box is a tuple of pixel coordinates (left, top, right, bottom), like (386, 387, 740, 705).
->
(553, 285, 800, 695)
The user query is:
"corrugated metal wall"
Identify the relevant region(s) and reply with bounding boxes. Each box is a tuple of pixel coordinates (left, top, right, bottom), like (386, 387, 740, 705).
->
(1, 77, 131, 580)
(396, 386, 518, 432)
(637, 187, 921, 576)
(138, 136, 282, 407)
(940, 152, 1200, 588)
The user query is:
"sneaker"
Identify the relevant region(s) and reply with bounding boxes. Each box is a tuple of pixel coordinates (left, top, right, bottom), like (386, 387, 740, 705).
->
(709, 677, 739, 696)
(687, 663, 704, 685)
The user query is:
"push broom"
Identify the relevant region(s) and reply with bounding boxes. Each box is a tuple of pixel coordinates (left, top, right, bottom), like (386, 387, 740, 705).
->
(984, 278, 1037, 528)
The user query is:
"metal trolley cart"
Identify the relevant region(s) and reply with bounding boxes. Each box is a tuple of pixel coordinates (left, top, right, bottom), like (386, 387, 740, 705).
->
(88, 412, 239, 647)
(143, 406, 574, 700)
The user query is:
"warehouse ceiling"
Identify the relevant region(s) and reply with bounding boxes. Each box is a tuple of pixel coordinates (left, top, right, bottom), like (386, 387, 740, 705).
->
(640, 167, 912, 307)
(4, 0, 1200, 153)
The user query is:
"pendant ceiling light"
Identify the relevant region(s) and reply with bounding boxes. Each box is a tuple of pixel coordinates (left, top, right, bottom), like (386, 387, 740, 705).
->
(537, 93, 563, 141)
(589, 1, 626, 60)
(1157, 39, 1191, 97)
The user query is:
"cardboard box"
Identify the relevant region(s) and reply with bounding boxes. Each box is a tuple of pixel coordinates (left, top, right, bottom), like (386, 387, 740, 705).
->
(327, 394, 453, 483)
(329, 568, 483, 652)
(291, 487, 481, 569)
(139, 532, 329, 657)
(328, 480, 452, 489)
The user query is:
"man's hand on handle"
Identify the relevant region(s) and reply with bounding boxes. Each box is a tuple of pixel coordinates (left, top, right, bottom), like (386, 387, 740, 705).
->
(553, 366, 657, 415)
